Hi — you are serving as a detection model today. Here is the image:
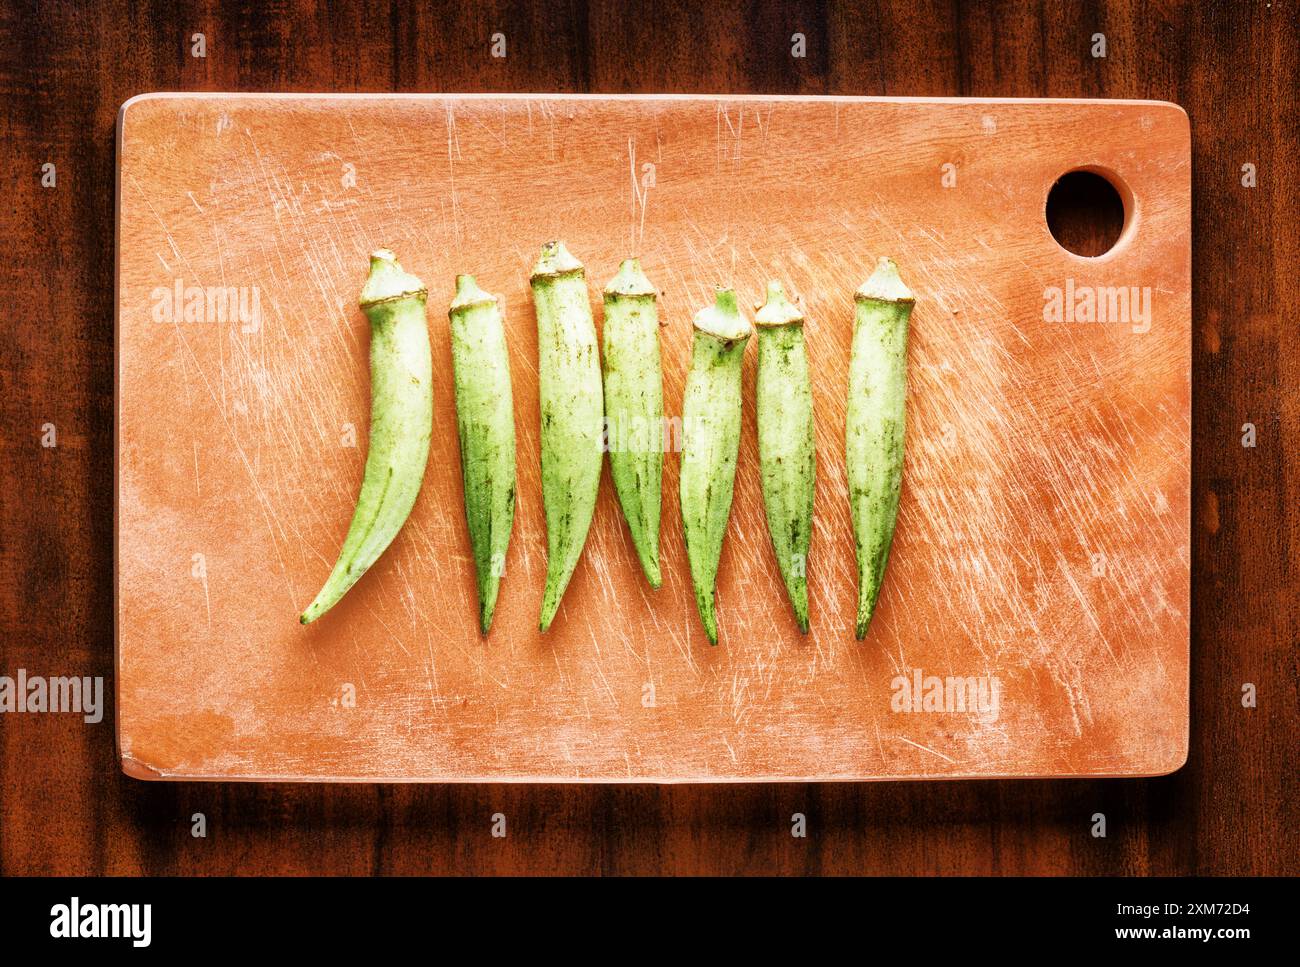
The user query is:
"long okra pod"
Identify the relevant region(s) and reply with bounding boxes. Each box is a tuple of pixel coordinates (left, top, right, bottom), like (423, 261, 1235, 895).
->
(680, 288, 752, 645)
(601, 258, 663, 589)
(755, 281, 815, 633)
(531, 241, 604, 632)
(300, 249, 433, 624)
(449, 275, 517, 634)
(846, 257, 913, 639)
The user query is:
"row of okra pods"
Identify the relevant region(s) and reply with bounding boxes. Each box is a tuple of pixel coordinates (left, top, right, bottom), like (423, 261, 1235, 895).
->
(300, 242, 913, 644)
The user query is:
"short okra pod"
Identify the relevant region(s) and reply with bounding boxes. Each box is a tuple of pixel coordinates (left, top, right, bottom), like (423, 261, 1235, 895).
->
(755, 281, 815, 633)
(449, 274, 517, 634)
(300, 249, 433, 624)
(531, 241, 604, 632)
(680, 288, 752, 645)
(846, 257, 913, 639)
(602, 258, 664, 589)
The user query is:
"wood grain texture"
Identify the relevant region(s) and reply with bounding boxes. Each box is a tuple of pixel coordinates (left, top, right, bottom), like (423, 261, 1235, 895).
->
(115, 94, 1190, 782)
(1, 0, 1296, 873)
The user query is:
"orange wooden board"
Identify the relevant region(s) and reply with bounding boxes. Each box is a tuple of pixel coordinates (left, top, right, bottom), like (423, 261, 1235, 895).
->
(115, 94, 1190, 782)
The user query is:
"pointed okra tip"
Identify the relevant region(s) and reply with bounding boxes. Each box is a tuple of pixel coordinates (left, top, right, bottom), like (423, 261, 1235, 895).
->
(300, 596, 327, 625)
(604, 257, 656, 298)
(360, 248, 427, 307)
(754, 279, 805, 327)
(693, 286, 753, 342)
(855, 256, 915, 304)
(450, 273, 497, 313)
(531, 239, 585, 281)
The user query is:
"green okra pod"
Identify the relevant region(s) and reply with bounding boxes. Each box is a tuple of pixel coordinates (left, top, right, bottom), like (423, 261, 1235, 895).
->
(755, 280, 815, 633)
(680, 287, 752, 645)
(531, 241, 604, 632)
(846, 257, 913, 639)
(601, 258, 663, 589)
(300, 249, 433, 624)
(449, 274, 517, 634)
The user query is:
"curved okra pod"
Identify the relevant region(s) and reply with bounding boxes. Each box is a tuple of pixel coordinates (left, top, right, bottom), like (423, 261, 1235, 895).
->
(531, 241, 604, 632)
(449, 275, 517, 634)
(755, 281, 815, 633)
(601, 258, 663, 589)
(680, 288, 752, 645)
(846, 257, 913, 639)
(300, 249, 433, 624)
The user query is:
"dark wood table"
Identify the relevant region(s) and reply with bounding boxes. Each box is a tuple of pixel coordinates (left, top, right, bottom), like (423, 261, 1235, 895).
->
(1, 0, 1294, 875)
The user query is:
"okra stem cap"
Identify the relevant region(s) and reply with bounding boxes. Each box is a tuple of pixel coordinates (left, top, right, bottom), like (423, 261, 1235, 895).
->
(450, 274, 497, 312)
(531, 240, 585, 281)
(693, 287, 753, 342)
(855, 257, 914, 304)
(754, 280, 805, 327)
(604, 257, 656, 298)
(360, 248, 427, 307)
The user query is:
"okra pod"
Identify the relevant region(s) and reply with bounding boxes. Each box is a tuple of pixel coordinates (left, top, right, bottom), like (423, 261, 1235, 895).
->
(846, 257, 913, 639)
(300, 249, 433, 624)
(449, 274, 517, 634)
(601, 258, 663, 589)
(680, 288, 752, 645)
(531, 241, 604, 632)
(755, 280, 815, 633)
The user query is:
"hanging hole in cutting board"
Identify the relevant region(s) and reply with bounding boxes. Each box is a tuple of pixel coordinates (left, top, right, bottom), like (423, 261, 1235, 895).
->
(1045, 168, 1129, 258)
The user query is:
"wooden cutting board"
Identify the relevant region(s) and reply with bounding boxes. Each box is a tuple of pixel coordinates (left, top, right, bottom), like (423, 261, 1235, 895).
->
(115, 94, 1190, 782)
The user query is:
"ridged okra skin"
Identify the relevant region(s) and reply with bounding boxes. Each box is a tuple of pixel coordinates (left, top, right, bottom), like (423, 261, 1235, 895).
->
(846, 257, 913, 639)
(300, 250, 433, 624)
(449, 274, 517, 634)
(601, 258, 663, 589)
(531, 241, 604, 632)
(680, 288, 752, 645)
(755, 281, 815, 633)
